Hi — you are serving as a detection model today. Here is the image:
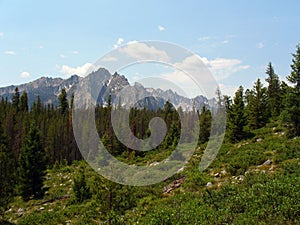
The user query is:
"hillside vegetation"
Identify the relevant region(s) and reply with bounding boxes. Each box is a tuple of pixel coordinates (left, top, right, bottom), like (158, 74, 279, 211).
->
(3, 123, 300, 224)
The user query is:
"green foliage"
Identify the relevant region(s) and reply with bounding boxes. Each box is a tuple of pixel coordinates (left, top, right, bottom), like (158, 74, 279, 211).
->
(58, 88, 69, 115)
(12, 87, 20, 112)
(265, 62, 282, 117)
(0, 122, 15, 218)
(18, 122, 47, 201)
(284, 44, 300, 136)
(198, 106, 212, 144)
(20, 92, 29, 112)
(126, 172, 299, 225)
(287, 44, 300, 89)
(227, 86, 248, 142)
(247, 78, 269, 129)
(72, 164, 91, 203)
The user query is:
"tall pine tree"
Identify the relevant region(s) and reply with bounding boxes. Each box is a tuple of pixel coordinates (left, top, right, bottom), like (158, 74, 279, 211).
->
(58, 88, 69, 115)
(285, 44, 300, 136)
(18, 122, 47, 201)
(265, 62, 282, 117)
(198, 106, 212, 144)
(227, 86, 247, 142)
(247, 78, 269, 129)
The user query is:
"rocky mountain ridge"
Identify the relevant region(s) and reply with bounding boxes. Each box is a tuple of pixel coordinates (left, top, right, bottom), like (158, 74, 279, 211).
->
(0, 68, 212, 111)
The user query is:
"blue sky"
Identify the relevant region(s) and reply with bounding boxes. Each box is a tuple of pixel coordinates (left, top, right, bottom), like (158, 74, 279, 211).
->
(0, 0, 300, 96)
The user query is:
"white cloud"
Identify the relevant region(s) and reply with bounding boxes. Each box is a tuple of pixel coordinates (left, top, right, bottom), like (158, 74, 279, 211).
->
(4, 50, 16, 55)
(39, 45, 44, 49)
(257, 42, 265, 49)
(119, 42, 170, 62)
(200, 57, 250, 80)
(20, 71, 30, 78)
(222, 40, 229, 44)
(60, 63, 95, 77)
(114, 38, 124, 48)
(0, 32, 3, 37)
(158, 25, 165, 31)
(60, 54, 67, 58)
(71, 50, 79, 55)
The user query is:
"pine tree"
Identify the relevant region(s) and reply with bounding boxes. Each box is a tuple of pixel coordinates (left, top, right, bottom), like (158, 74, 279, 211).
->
(285, 44, 300, 136)
(227, 86, 247, 142)
(18, 122, 47, 201)
(58, 88, 69, 115)
(247, 79, 269, 129)
(20, 92, 29, 112)
(287, 44, 300, 90)
(265, 62, 282, 117)
(12, 87, 20, 112)
(198, 106, 212, 144)
(0, 121, 15, 218)
(72, 164, 91, 203)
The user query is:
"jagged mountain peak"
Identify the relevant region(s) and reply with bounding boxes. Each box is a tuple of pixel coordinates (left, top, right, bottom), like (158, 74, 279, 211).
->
(0, 68, 211, 111)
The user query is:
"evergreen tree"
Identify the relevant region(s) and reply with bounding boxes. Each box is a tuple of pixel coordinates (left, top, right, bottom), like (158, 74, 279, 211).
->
(12, 87, 20, 112)
(0, 121, 15, 218)
(18, 122, 47, 201)
(20, 92, 29, 112)
(247, 79, 269, 129)
(265, 62, 282, 117)
(285, 44, 300, 136)
(227, 86, 247, 142)
(287, 44, 300, 89)
(198, 106, 212, 144)
(72, 164, 91, 203)
(58, 88, 69, 115)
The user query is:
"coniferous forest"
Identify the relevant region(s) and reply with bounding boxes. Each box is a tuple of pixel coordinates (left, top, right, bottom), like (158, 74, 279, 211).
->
(0, 45, 300, 224)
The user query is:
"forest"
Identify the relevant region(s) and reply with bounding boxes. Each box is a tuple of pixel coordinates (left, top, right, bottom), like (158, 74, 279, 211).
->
(0, 45, 299, 224)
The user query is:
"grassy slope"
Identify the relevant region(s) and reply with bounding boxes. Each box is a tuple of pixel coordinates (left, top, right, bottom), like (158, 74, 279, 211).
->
(3, 122, 300, 224)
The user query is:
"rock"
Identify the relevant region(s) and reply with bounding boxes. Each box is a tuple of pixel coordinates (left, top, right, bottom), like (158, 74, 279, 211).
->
(206, 182, 213, 187)
(17, 208, 24, 217)
(263, 159, 272, 165)
(177, 167, 185, 173)
(237, 175, 244, 181)
(256, 138, 263, 142)
(220, 170, 227, 175)
(214, 173, 220, 178)
(39, 207, 45, 211)
(150, 161, 159, 166)
(163, 176, 185, 194)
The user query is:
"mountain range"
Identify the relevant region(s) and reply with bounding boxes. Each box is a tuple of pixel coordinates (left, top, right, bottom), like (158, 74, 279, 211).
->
(0, 68, 213, 111)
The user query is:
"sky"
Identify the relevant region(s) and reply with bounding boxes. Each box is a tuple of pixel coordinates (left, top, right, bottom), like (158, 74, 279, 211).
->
(0, 0, 300, 97)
